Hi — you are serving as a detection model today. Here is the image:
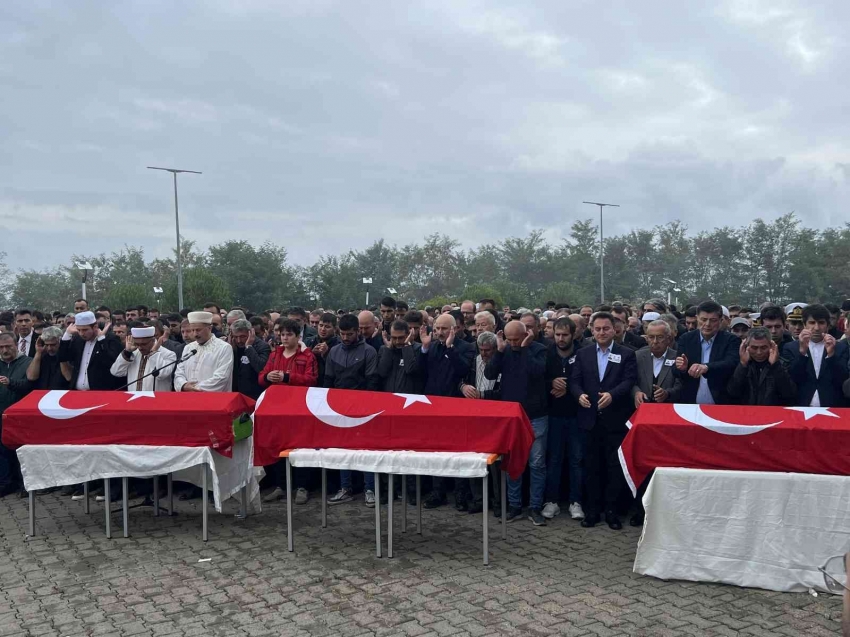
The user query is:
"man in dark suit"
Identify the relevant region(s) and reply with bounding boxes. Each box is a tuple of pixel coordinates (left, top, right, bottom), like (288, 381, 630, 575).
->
(782, 304, 848, 408)
(58, 311, 124, 393)
(570, 311, 637, 530)
(632, 319, 682, 407)
(674, 300, 739, 404)
(14, 309, 37, 358)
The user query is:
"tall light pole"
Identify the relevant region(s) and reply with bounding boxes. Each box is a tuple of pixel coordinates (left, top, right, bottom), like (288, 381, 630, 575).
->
(583, 201, 620, 303)
(75, 261, 93, 301)
(363, 278, 372, 308)
(147, 166, 202, 309)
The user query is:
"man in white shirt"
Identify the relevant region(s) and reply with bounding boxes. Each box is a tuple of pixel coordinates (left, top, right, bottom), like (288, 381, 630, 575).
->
(174, 312, 233, 393)
(110, 325, 177, 392)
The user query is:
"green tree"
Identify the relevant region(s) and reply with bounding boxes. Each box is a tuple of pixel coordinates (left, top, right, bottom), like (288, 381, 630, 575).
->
(207, 240, 295, 311)
(161, 268, 231, 311)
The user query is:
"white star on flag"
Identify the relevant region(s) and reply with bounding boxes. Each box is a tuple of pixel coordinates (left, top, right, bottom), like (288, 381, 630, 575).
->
(126, 391, 157, 402)
(393, 393, 431, 409)
(785, 407, 839, 421)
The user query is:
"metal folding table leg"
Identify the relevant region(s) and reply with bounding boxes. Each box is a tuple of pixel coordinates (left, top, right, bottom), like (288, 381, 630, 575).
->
(286, 458, 293, 552)
(122, 478, 129, 538)
(104, 479, 112, 539)
(401, 478, 407, 534)
(388, 474, 394, 559)
(28, 490, 35, 537)
(483, 475, 489, 566)
(375, 472, 382, 558)
(83, 482, 89, 515)
(416, 475, 422, 535)
(201, 466, 208, 542)
(321, 468, 327, 529)
(501, 469, 507, 540)
(167, 473, 173, 516)
(153, 476, 160, 517)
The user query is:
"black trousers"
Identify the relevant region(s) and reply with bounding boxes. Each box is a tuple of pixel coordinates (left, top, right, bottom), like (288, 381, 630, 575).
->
(584, 423, 627, 516)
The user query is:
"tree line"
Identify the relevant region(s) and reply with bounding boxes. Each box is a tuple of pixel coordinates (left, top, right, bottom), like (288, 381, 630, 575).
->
(2, 213, 848, 313)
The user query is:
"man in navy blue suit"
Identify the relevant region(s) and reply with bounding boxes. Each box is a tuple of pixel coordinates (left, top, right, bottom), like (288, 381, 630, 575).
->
(782, 304, 848, 408)
(674, 300, 739, 405)
(570, 311, 637, 530)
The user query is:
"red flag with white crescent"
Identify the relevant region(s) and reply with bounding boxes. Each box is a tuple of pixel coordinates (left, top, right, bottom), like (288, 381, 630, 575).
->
(619, 403, 850, 495)
(2, 390, 255, 456)
(252, 386, 535, 479)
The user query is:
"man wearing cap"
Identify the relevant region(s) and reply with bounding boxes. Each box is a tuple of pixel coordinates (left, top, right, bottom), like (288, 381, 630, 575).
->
(58, 311, 124, 392)
(110, 324, 177, 392)
(174, 312, 233, 393)
(785, 303, 807, 340)
(730, 317, 751, 340)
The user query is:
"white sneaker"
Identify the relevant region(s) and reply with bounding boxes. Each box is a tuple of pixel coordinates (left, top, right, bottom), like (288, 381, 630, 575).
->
(364, 490, 376, 508)
(568, 502, 585, 520)
(541, 502, 560, 519)
(262, 487, 286, 503)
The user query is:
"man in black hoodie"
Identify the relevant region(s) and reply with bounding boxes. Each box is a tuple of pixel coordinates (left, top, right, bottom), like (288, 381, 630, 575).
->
(376, 320, 422, 394)
(311, 312, 341, 387)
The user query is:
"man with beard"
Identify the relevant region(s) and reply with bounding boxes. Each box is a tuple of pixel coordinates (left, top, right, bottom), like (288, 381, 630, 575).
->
(542, 316, 585, 522)
(110, 324, 177, 392)
(376, 320, 422, 394)
(783, 304, 848, 408)
(311, 312, 341, 387)
(26, 326, 70, 390)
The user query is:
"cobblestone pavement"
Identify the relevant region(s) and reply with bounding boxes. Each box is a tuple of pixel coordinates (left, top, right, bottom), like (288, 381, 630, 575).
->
(0, 489, 842, 637)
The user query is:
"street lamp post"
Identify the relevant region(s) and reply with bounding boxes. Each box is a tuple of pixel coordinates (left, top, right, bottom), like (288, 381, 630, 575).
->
(75, 261, 93, 301)
(147, 166, 202, 310)
(363, 278, 372, 308)
(582, 201, 620, 304)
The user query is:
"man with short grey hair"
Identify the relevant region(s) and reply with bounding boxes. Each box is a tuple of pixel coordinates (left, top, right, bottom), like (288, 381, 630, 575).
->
(26, 326, 70, 390)
(474, 311, 496, 335)
(229, 318, 270, 400)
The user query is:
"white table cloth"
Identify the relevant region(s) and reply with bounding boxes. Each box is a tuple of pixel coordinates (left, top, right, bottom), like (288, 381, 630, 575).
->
(18, 436, 260, 513)
(288, 448, 492, 477)
(635, 467, 850, 593)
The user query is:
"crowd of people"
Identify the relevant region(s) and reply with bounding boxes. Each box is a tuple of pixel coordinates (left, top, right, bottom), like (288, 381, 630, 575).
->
(1, 294, 849, 530)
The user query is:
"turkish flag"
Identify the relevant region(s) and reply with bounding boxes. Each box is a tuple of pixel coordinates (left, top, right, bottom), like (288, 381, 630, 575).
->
(252, 386, 535, 479)
(619, 403, 850, 495)
(2, 390, 255, 456)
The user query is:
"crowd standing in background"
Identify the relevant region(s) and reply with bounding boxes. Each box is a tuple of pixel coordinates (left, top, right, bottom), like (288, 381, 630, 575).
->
(1, 295, 849, 530)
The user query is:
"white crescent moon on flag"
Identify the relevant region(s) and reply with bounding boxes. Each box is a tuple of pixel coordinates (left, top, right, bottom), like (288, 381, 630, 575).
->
(673, 404, 782, 436)
(37, 390, 108, 420)
(306, 387, 383, 428)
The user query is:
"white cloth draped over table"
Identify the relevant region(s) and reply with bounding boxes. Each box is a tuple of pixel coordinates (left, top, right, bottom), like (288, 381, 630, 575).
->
(174, 336, 233, 393)
(634, 467, 850, 593)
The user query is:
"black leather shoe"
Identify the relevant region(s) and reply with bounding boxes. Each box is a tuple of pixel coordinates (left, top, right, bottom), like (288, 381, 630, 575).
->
(467, 500, 483, 514)
(581, 513, 600, 528)
(629, 512, 645, 527)
(605, 511, 622, 530)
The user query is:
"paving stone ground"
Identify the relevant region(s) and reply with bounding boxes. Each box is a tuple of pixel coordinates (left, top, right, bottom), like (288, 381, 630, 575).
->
(0, 489, 842, 637)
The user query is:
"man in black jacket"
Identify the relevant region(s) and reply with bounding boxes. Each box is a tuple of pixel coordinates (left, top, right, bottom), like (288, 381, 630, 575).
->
(727, 327, 796, 405)
(58, 311, 123, 392)
(674, 300, 739, 405)
(376, 320, 423, 394)
(542, 316, 585, 521)
(419, 313, 475, 508)
(569, 312, 637, 530)
(485, 320, 549, 526)
(0, 332, 31, 497)
(311, 313, 341, 387)
(229, 319, 270, 400)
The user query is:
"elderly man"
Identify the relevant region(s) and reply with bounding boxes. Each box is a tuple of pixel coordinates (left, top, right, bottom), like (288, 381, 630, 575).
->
(521, 312, 549, 346)
(174, 311, 233, 393)
(226, 309, 247, 331)
(485, 321, 548, 525)
(475, 310, 498, 335)
(26, 326, 71, 390)
(111, 324, 177, 391)
(229, 319, 271, 400)
(0, 332, 32, 497)
(419, 313, 475, 509)
(570, 312, 637, 530)
(727, 327, 796, 406)
(462, 330, 503, 513)
(358, 310, 384, 352)
(569, 314, 588, 346)
(633, 320, 682, 408)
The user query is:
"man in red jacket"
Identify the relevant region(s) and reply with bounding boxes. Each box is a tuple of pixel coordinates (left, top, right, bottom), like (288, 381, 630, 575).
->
(259, 318, 318, 504)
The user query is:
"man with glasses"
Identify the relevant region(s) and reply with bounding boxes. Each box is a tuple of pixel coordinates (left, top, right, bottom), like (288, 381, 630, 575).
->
(674, 300, 739, 405)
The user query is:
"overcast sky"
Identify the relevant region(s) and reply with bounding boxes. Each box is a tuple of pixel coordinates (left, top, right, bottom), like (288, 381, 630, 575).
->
(2, 1, 848, 272)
